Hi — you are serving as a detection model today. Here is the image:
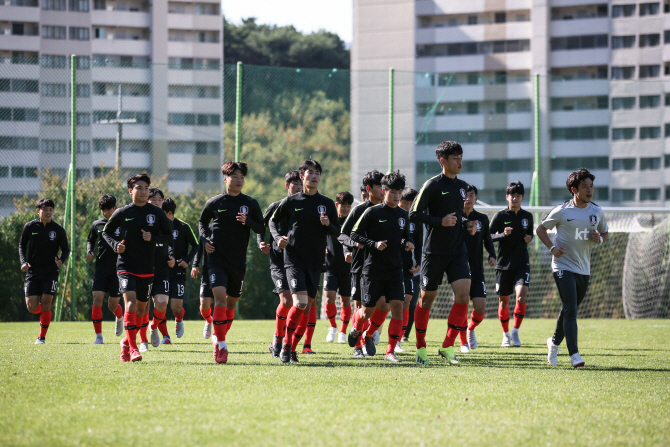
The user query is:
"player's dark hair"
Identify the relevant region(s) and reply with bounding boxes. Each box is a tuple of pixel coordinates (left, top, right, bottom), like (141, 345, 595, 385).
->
(162, 197, 176, 214)
(401, 187, 418, 202)
(222, 161, 248, 176)
(148, 187, 164, 200)
(362, 170, 384, 188)
(299, 159, 322, 175)
(467, 184, 478, 196)
(285, 170, 301, 184)
(127, 173, 151, 189)
(381, 171, 406, 191)
(36, 198, 55, 209)
(435, 141, 463, 161)
(506, 181, 524, 196)
(566, 168, 595, 195)
(98, 194, 116, 211)
(360, 184, 367, 192)
(336, 191, 354, 205)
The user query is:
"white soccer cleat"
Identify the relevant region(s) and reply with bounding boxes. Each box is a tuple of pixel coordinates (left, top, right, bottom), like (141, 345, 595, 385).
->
(160, 335, 171, 345)
(115, 317, 123, 336)
(467, 328, 477, 350)
(139, 341, 149, 352)
(175, 320, 184, 338)
(460, 344, 470, 354)
(501, 331, 511, 347)
(326, 327, 337, 343)
(211, 334, 218, 346)
(34, 337, 45, 345)
(337, 332, 347, 343)
(372, 330, 380, 346)
(362, 345, 368, 356)
(570, 353, 585, 368)
(217, 340, 228, 351)
(93, 334, 103, 345)
(394, 341, 405, 353)
(150, 327, 160, 347)
(511, 328, 521, 347)
(203, 321, 212, 339)
(547, 338, 559, 367)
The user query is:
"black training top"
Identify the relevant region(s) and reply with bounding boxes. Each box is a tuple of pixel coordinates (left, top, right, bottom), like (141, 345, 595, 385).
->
(351, 203, 414, 280)
(269, 191, 340, 271)
(463, 209, 496, 275)
(19, 219, 70, 277)
(198, 192, 264, 269)
(102, 203, 173, 276)
(153, 231, 174, 278)
(489, 208, 534, 270)
(326, 215, 349, 274)
(409, 173, 470, 257)
(169, 218, 199, 278)
(87, 217, 120, 275)
(338, 200, 375, 275)
(257, 200, 286, 270)
(402, 219, 423, 275)
(192, 226, 212, 269)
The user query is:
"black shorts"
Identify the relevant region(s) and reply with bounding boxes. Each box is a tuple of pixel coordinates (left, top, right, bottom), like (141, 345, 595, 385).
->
(118, 273, 153, 302)
(351, 273, 362, 302)
(420, 252, 471, 292)
(361, 274, 405, 308)
(92, 270, 120, 297)
(25, 274, 58, 297)
(495, 265, 530, 296)
(286, 267, 321, 298)
(169, 275, 186, 299)
(324, 270, 352, 297)
(208, 265, 246, 298)
(469, 272, 487, 299)
(270, 268, 289, 296)
(152, 274, 170, 297)
(403, 274, 414, 297)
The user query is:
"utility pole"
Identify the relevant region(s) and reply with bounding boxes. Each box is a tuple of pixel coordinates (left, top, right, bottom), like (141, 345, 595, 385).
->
(96, 84, 137, 170)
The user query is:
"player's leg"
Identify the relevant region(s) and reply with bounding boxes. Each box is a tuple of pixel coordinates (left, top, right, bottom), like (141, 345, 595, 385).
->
(551, 271, 588, 367)
(223, 268, 245, 338)
(281, 268, 309, 363)
(511, 283, 528, 347)
(338, 295, 351, 343)
(211, 284, 229, 363)
(385, 281, 405, 362)
(414, 256, 447, 364)
(324, 289, 338, 342)
(170, 277, 186, 338)
(270, 269, 291, 356)
(296, 271, 319, 355)
(466, 295, 486, 350)
(404, 276, 420, 342)
(150, 277, 171, 346)
(394, 292, 412, 353)
(365, 297, 389, 354)
(199, 269, 214, 339)
(496, 269, 513, 346)
(437, 277, 470, 365)
(118, 273, 141, 361)
(35, 290, 55, 344)
(92, 290, 105, 344)
(108, 276, 123, 337)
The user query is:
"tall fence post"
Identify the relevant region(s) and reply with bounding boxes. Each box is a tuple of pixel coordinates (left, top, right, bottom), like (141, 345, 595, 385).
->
(388, 68, 394, 173)
(235, 61, 243, 162)
(70, 55, 77, 321)
(54, 166, 73, 321)
(531, 73, 540, 208)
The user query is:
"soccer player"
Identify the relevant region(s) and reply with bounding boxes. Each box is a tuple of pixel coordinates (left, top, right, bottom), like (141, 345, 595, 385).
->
(349, 171, 414, 362)
(163, 197, 199, 338)
(323, 191, 353, 343)
(19, 198, 70, 344)
(409, 141, 478, 366)
(86, 194, 124, 344)
(199, 161, 264, 364)
(460, 184, 496, 352)
(489, 181, 533, 347)
(360, 184, 369, 202)
(102, 174, 173, 362)
(269, 159, 340, 364)
(259, 170, 303, 358)
(536, 168, 608, 368)
(338, 170, 384, 357)
(397, 187, 422, 352)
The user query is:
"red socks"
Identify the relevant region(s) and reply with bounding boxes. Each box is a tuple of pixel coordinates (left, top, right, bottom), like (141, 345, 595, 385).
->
(275, 304, 290, 337)
(92, 305, 103, 334)
(152, 310, 168, 337)
(414, 304, 430, 349)
(402, 309, 409, 337)
(386, 318, 403, 355)
(326, 303, 338, 328)
(468, 310, 485, 331)
(368, 308, 388, 337)
(112, 304, 123, 319)
(39, 310, 51, 339)
(174, 308, 185, 322)
(200, 305, 213, 323)
(124, 312, 138, 350)
(31, 303, 42, 315)
(499, 306, 510, 332)
(459, 328, 468, 346)
(443, 302, 468, 348)
(352, 308, 364, 332)
(513, 302, 526, 329)
(139, 313, 149, 343)
(284, 306, 305, 349)
(304, 305, 317, 346)
(226, 308, 235, 335)
(292, 313, 309, 351)
(340, 305, 352, 333)
(212, 306, 227, 341)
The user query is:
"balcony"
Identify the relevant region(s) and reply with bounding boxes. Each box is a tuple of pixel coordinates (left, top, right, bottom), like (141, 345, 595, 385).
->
(550, 18, 609, 37)
(551, 49, 610, 68)
(167, 14, 222, 31)
(550, 109, 610, 127)
(0, 4, 39, 23)
(92, 38, 151, 56)
(0, 34, 39, 52)
(91, 10, 150, 28)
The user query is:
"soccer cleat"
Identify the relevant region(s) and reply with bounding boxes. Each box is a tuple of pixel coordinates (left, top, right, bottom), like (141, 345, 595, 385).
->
(215, 341, 228, 364)
(467, 328, 477, 350)
(302, 346, 315, 354)
(416, 347, 429, 365)
(280, 346, 291, 364)
(160, 336, 171, 345)
(401, 336, 409, 343)
(326, 327, 337, 343)
(203, 320, 212, 339)
(130, 349, 142, 362)
(211, 334, 218, 347)
(34, 337, 45, 345)
(337, 332, 347, 344)
(290, 352, 299, 364)
(347, 328, 361, 347)
(362, 345, 368, 356)
(501, 331, 511, 347)
(120, 342, 130, 362)
(570, 353, 585, 368)
(139, 341, 149, 353)
(438, 346, 460, 366)
(547, 338, 559, 367)
(384, 353, 401, 362)
(150, 327, 160, 347)
(175, 320, 184, 338)
(394, 341, 405, 353)
(364, 336, 376, 356)
(115, 317, 123, 336)
(269, 335, 281, 358)
(353, 347, 365, 358)
(511, 328, 521, 347)
(93, 334, 103, 345)
(372, 329, 380, 345)
(460, 344, 470, 354)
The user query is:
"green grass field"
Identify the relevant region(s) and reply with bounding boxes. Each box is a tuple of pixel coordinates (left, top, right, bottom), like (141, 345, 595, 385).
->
(1, 319, 669, 447)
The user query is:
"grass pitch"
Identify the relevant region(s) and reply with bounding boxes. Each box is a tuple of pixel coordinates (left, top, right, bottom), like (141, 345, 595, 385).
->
(1, 319, 669, 447)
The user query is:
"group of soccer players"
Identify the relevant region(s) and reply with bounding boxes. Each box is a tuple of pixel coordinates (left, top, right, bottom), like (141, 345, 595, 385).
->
(19, 140, 608, 368)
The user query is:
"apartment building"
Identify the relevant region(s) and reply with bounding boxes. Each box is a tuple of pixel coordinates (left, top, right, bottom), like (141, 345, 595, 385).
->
(352, 0, 670, 205)
(0, 0, 223, 215)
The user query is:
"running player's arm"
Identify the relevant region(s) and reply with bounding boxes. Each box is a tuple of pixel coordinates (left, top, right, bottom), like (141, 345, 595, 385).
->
(489, 211, 505, 242)
(324, 200, 340, 237)
(183, 222, 200, 264)
(102, 208, 123, 251)
(536, 207, 562, 252)
(57, 225, 70, 263)
(482, 215, 496, 260)
(350, 209, 376, 248)
(338, 204, 363, 248)
(409, 182, 443, 227)
(402, 214, 415, 248)
(198, 199, 215, 240)
(269, 197, 289, 242)
(18, 222, 30, 266)
(256, 202, 276, 248)
(525, 213, 534, 243)
(86, 222, 97, 255)
(597, 208, 609, 243)
(246, 199, 265, 234)
(152, 211, 174, 244)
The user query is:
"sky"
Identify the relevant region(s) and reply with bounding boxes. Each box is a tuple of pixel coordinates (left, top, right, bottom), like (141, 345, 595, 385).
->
(221, 0, 353, 45)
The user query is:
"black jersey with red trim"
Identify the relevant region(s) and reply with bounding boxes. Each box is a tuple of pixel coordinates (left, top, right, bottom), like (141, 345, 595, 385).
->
(338, 200, 375, 274)
(102, 203, 173, 276)
(464, 209, 496, 275)
(326, 216, 349, 274)
(87, 218, 120, 275)
(269, 191, 340, 271)
(489, 208, 534, 271)
(19, 219, 70, 276)
(169, 218, 199, 277)
(198, 192, 264, 269)
(257, 200, 286, 270)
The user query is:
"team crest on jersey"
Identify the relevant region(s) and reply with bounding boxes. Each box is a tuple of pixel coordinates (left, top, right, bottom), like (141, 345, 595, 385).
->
(522, 219, 529, 229)
(476, 221, 482, 231)
(114, 227, 121, 236)
(276, 279, 282, 288)
(290, 279, 297, 288)
(398, 217, 406, 229)
(49, 231, 56, 240)
(239, 205, 249, 215)
(589, 215, 597, 226)
(173, 230, 179, 239)
(147, 214, 155, 225)
(364, 293, 371, 301)
(317, 205, 327, 214)
(410, 223, 415, 232)
(120, 279, 128, 289)
(460, 188, 466, 199)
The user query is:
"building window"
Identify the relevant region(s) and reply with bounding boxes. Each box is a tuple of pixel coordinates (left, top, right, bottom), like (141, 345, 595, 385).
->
(494, 12, 506, 23)
(419, 129, 531, 145)
(550, 156, 609, 170)
(41, 140, 68, 153)
(551, 96, 609, 111)
(467, 15, 477, 25)
(612, 128, 636, 140)
(550, 126, 609, 140)
(417, 40, 530, 58)
(69, 0, 89, 11)
(195, 169, 219, 182)
(0, 108, 38, 122)
(639, 33, 660, 47)
(41, 55, 67, 69)
(41, 83, 67, 97)
(612, 97, 636, 110)
(612, 35, 636, 49)
(640, 95, 661, 108)
(639, 2, 660, 15)
(611, 66, 635, 80)
(42, 0, 66, 10)
(612, 4, 636, 17)
(461, 159, 532, 173)
(612, 189, 636, 202)
(0, 136, 39, 150)
(550, 34, 608, 50)
(93, 0, 106, 9)
(467, 102, 479, 114)
(69, 27, 90, 40)
(665, 123, 670, 137)
(612, 158, 636, 170)
(665, 154, 670, 167)
(640, 157, 661, 170)
(42, 26, 67, 40)
(640, 126, 661, 139)
(640, 65, 660, 78)
(640, 188, 660, 200)
(41, 112, 68, 125)
(0, 79, 39, 93)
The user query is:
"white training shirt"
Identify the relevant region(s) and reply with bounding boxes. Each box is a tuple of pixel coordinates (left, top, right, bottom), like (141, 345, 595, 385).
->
(540, 200, 609, 275)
